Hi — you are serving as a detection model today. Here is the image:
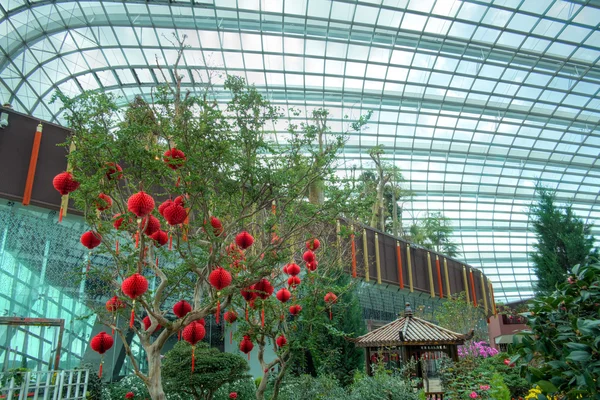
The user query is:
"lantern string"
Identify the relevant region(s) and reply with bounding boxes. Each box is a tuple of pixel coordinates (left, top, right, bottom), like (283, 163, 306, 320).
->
(130, 300, 136, 329)
(99, 358, 103, 378)
(261, 308, 265, 327)
(245, 304, 248, 321)
(191, 346, 195, 373)
(116, 239, 119, 255)
(58, 206, 64, 223)
(135, 231, 139, 248)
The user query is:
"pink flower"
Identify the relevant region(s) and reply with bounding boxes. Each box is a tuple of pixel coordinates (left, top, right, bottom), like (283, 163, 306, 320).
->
(567, 276, 576, 284)
(479, 385, 490, 391)
(504, 358, 510, 365)
(469, 391, 478, 398)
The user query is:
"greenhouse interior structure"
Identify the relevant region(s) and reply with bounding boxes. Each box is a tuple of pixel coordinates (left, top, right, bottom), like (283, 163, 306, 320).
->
(0, 0, 599, 399)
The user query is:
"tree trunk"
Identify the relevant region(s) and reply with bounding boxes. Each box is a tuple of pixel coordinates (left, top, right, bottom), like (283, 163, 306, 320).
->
(308, 179, 324, 205)
(147, 346, 167, 400)
(256, 372, 269, 400)
(270, 362, 288, 400)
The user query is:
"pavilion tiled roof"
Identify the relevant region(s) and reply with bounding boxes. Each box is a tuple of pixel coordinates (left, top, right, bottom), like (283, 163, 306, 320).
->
(354, 315, 470, 348)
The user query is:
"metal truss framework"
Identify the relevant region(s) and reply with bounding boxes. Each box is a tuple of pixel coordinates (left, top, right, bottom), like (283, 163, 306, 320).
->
(1, 0, 600, 302)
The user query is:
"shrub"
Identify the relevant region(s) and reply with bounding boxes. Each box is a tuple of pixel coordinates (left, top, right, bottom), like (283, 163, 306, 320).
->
(349, 370, 419, 400)
(213, 378, 256, 400)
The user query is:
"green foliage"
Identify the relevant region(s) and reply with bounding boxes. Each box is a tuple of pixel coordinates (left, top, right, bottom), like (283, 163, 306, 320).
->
(529, 186, 597, 294)
(424, 292, 486, 340)
(488, 373, 511, 400)
(213, 377, 256, 400)
(162, 341, 249, 399)
(103, 375, 151, 400)
(512, 262, 600, 398)
(275, 374, 346, 400)
(79, 363, 103, 400)
(481, 353, 529, 398)
(348, 370, 418, 400)
(408, 212, 460, 257)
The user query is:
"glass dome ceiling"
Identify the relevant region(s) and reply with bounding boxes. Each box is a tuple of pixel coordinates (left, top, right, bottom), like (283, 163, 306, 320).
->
(1, 0, 599, 302)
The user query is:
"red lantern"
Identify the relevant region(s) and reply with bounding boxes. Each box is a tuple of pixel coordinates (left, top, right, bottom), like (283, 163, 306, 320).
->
(122, 273, 149, 328)
(125, 392, 135, 399)
(163, 148, 186, 170)
(198, 318, 206, 326)
(224, 310, 238, 324)
(141, 215, 160, 236)
(289, 304, 302, 316)
(52, 171, 80, 195)
(288, 276, 301, 288)
(276, 335, 287, 348)
(240, 286, 257, 302)
(210, 216, 224, 236)
(324, 292, 338, 320)
(174, 195, 187, 206)
(285, 263, 301, 276)
(90, 332, 114, 378)
(306, 260, 318, 272)
(235, 231, 254, 250)
(276, 288, 291, 303)
(229, 393, 238, 399)
(302, 250, 315, 263)
(81, 231, 102, 249)
(143, 316, 162, 333)
(254, 279, 274, 299)
(209, 267, 232, 324)
(105, 296, 125, 312)
(306, 238, 320, 251)
(282, 264, 289, 275)
(151, 230, 168, 247)
(183, 321, 206, 372)
(127, 191, 155, 217)
(105, 162, 123, 180)
(239, 335, 253, 359)
(158, 199, 173, 217)
(113, 214, 125, 230)
(96, 193, 113, 211)
(163, 203, 187, 225)
(173, 300, 192, 318)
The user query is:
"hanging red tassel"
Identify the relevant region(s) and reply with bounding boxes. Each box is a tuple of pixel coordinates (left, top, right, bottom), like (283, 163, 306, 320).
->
(156, 257, 159, 268)
(135, 231, 139, 248)
(191, 346, 195, 373)
(329, 309, 332, 320)
(130, 300, 135, 329)
(280, 313, 284, 321)
(59, 207, 64, 223)
(261, 308, 265, 327)
(99, 360, 103, 378)
(169, 232, 173, 250)
(216, 300, 220, 324)
(116, 239, 119, 255)
(245, 304, 248, 321)
(176, 176, 181, 187)
(230, 330, 233, 345)
(178, 331, 181, 341)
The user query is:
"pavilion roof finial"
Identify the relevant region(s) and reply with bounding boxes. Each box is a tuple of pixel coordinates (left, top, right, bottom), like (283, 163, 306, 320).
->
(404, 302, 413, 318)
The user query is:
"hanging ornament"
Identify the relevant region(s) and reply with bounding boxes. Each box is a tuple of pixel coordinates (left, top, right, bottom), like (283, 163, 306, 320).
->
(276, 288, 291, 303)
(142, 215, 160, 236)
(173, 299, 192, 318)
(173, 195, 186, 206)
(127, 191, 155, 218)
(105, 296, 125, 334)
(113, 214, 125, 230)
(254, 279, 273, 327)
(306, 238, 320, 251)
(121, 274, 149, 328)
(52, 171, 80, 222)
(276, 334, 287, 348)
(241, 285, 257, 321)
(282, 264, 289, 275)
(163, 148, 187, 170)
(151, 230, 169, 247)
(163, 203, 187, 225)
(209, 267, 232, 324)
(289, 304, 302, 316)
(239, 335, 254, 360)
(224, 310, 238, 324)
(306, 260, 318, 272)
(229, 393, 238, 399)
(90, 332, 114, 378)
(285, 263, 301, 276)
(288, 276, 301, 288)
(142, 316, 162, 333)
(182, 321, 206, 372)
(324, 292, 338, 320)
(158, 199, 173, 217)
(210, 216, 224, 236)
(105, 162, 123, 180)
(125, 392, 135, 399)
(235, 231, 254, 250)
(95, 193, 113, 211)
(302, 250, 316, 263)
(81, 231, 102, 249)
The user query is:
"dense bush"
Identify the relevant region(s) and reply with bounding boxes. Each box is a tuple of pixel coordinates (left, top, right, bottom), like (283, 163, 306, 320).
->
(213, 377, 256, 400)
(348, 371, 419, 400)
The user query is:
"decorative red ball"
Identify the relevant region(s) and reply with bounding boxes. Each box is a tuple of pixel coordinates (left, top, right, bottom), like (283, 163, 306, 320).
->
(125, 392, 135, 399)
(182, 320, 206, 345)
(163, 203, 187, 225)
(288, 276, 301, 288)
(127, 191, 155, 217)
(52, 172, 80, 195)
(113, 214, 126, 230)
(143, 316, 162, 333)
(276, 334, 287, 347)
(96, 193, 113, 211)
(105, 162, 123, 180)
(235, 231, 254, 250)
(282, 265, 289, 275)
(90, 331, 114, 354)
(239, 335, 253, 354)
(229, 393, 238, 399)
(289, 304, 302, 315)
(306, 260, 318, 272)
(210, 216, 224, 236)
(224, 310, 238, 323)
(142, 215, 160, 236)
(105, 296, 125, 312)
(254, 279, 274, 299)
(173, 195, 186, 206)
(241, 286, 257, 302)
(158, 199, 173, 217)
(208, 267, 232, 290)
(151, 230, 169, 246)
(276, 288, 291, 303)
(121, 273, 149, 300)
(306, 238, 320, 251)
(324, 292, 338, 304)
(198, 318, 206, 326)
(163, 148, 186, 170)
(302, 250, 315, 263)
(173, 300, 192, 318)
(80, 231, 102, 249)
(285, 263, 301, 276)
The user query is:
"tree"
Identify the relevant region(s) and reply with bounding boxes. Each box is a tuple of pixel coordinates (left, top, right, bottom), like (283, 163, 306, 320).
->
(54, 40, 371, 400)
(529, 186, 597, 294)
(162, 341, 249, 400)
(408, 212, 460, 257)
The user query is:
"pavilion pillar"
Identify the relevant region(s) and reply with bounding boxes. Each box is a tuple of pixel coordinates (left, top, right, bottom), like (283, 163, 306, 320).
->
(365, 347, 371, 376)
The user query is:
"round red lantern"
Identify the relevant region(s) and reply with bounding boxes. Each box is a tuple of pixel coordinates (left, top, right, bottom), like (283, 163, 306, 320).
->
(285, 263, 301, 276)
(288, 276, 301, 288)
(173, 300, 192, 318)
(282, 264, 289, 275)
(289, 304, 302, 316)
(229, 393, 238, 399)
(254, 279, 274, 299)
(324, 292, 338, 320)
(125, 392, 135, 399)
(240, 286, 257, 302)
(158, 199, 173, 217)
(306, 260, 318, 272)
(210, 216, 224, 236)
(122, 273, 149, 328)
(209, 267, 232, 290)
(96, 193, 113, 211)
(276, 334, 287, 348)
(81, 231, 102, 249)
(90, 331, 114, 378)
(235, 231, 254, 250)
(183, 320, 206, 372)
(302, 250, 315, 263)
(224, 310, 238, 324)
(52, 171, 80, 195)
(105, 162, 123, 180)
(163, 148, 186, 170)
(239, 335, 253, 358)
(127, 191, 155, 217)
(143, 316, 162, 333)
(151, 230, 168, 247)
(105, 296, 125, 312)
(142, 215, 160, 236)
(163, 203, 187, 225)
(276, 288, 291, 303)
(306, 238, 320, 251)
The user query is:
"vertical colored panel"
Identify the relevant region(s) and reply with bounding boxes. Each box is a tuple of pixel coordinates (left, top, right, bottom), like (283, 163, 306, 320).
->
(374, 233, 382, 285)
(462, 266, 470, 303)
(362, 229, 369, 282)
(427, 252, 435, 298)
(396, 241, 404, 289)
(443, 258, 451, 298)
(406, 243, 413, 292)
(350, 227, 357, 278)
(435, 255, 443, 298)
(469, 270, 478, 307)
(481, 272, 488, 315)
(23, 124, 43, 206)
